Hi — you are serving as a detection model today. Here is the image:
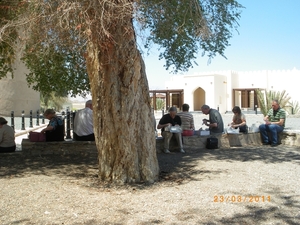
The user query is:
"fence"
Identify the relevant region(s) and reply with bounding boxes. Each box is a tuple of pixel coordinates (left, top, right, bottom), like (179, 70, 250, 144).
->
(7, 109, 166, 138)
(5, 110, 76, 139)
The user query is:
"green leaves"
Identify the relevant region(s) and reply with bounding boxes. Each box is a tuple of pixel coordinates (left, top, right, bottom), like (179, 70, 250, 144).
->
(255, 89, 292, 116)
(1, 0, 244, 93)
(137, 0, 243, 73)
(0, 0, 20, 79)
(23, 42, 90, 97)
(0, 42, 15, 79)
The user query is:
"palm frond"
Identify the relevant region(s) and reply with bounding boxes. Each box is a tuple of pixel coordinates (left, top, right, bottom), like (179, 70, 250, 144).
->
(255, 89, 291, 116)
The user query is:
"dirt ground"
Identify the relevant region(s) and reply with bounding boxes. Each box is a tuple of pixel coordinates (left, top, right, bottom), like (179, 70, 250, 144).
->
(1, 145, 300, 225)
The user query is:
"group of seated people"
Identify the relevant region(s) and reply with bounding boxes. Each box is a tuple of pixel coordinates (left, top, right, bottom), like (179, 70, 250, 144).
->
(40, 100, 95, 142)
(157, 100, 286, 153)
(0, 99, 285, 153)
(0, 100, 95, 153)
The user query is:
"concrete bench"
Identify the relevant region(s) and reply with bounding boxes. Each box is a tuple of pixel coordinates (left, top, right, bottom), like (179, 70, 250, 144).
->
(226, 130, 300, 147)
(156, 130, 300, 153)
(21, 139, 97, 156)
(20, 130, 300, 156)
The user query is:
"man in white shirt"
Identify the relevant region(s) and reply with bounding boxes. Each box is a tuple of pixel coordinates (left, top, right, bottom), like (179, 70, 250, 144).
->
(73, 100, 95, 141)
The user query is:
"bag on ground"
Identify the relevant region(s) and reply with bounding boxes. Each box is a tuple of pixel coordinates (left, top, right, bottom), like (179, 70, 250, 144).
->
(206, 137, 218, 149)
(29, 131, 46, 142)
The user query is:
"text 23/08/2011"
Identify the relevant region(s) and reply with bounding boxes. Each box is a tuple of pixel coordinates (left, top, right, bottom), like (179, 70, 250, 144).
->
(214, 196, 271, 203)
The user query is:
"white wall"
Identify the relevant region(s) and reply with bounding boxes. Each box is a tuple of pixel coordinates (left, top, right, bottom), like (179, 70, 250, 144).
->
(0, 58, 40, 116)
(164, 68, 300, 112)
(213, 75, 227, 113)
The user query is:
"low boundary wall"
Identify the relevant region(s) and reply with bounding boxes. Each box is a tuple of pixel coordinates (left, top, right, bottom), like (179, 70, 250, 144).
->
(20, 131, 300, 156)
(156, 131, 300, 153)
(21, 139, 97, 156)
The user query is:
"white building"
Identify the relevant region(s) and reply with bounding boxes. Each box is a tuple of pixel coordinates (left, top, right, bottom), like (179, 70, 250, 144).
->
(164, 68, 300, 113)
(0, 56, 40, 116)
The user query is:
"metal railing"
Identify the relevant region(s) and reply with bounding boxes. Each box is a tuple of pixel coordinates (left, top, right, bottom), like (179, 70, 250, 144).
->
(8, 109, 76, 139)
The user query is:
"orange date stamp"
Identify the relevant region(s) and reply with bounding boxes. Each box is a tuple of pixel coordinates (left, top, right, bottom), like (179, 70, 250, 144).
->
(214, 195, 271, 203)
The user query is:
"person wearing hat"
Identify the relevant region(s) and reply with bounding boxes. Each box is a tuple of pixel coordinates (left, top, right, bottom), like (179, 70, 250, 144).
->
(157, 107, 184, 153)
(0, 117, 16, 153)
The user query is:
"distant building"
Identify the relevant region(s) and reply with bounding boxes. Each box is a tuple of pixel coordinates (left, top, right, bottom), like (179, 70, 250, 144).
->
(164, 68, 300, 112)
(0, 57, 40, 116)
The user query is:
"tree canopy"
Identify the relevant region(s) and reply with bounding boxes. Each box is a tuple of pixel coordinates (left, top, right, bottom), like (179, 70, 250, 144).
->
(0, 0, 20, 79)
(0, 0, 243, 95)
(0, 0, 244, 184)
(139, 0, 243, 72)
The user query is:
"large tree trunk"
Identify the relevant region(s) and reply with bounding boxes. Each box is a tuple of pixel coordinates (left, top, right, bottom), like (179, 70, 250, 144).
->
(85, 15, 159, 184)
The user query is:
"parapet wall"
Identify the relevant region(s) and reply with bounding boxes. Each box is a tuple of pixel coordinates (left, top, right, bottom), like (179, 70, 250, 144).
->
(20, 131, 300, 156)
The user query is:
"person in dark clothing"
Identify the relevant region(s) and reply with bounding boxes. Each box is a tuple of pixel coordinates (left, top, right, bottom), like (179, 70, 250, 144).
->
(41, 109, 65, 142)
(157, 107, 184, 153)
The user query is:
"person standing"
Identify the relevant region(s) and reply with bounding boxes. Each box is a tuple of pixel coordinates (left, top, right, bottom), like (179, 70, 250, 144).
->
(157, 107, 184, 153)
(177, 103, 195, 131)
(259, 100, 286, 147)
(201, 105, 224, 134)
(73, 100, 95, 141)
(0, 117, 16, 153)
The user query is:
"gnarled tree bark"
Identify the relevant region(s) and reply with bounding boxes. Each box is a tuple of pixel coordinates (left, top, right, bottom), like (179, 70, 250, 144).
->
(86, 15, 159, 184)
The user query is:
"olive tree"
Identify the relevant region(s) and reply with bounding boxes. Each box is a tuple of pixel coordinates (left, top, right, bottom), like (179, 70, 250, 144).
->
(0, 0, 243, 184)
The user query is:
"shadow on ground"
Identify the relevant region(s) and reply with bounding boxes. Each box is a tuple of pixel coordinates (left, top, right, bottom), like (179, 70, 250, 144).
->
(193, 190, 300, 225)
(0, 153, 99, 182)
(1, 146, 299, 224)
(158, 145, 300, 183)
(1, 145, 299, 185)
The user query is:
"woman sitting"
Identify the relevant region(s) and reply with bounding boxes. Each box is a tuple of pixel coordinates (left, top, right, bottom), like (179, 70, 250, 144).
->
(229, 106, 248, 133)
(0, 117, 16, 153)
(41, 109, 65, 141)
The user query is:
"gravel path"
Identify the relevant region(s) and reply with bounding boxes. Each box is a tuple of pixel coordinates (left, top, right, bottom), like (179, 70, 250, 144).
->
(1, 145, 299, 224)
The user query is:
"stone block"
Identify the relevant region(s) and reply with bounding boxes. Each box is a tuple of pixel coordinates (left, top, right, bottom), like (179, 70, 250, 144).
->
(156, 136, 181, 153)
(226, 132, 262, 147)
(21, 139, 97, 156)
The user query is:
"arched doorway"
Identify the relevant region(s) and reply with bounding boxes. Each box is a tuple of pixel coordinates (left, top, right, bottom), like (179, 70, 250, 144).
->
(193, 87, 205, 111)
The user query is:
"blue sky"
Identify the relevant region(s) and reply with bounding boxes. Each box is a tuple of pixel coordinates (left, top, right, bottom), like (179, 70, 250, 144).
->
(142, 0, 300, 89)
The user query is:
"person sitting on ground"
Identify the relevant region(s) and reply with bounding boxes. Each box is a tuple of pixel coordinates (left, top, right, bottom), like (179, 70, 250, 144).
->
(0, 117, 16, 153)
(259, 100, 286, 147)
(73, 100, 95, 141)
(41, 109, 65, 142)
(177, 103, 195, 131)
(201, 105, 224, 134)
(229, 106, 248, 133)
(157, 107, 185, 153)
